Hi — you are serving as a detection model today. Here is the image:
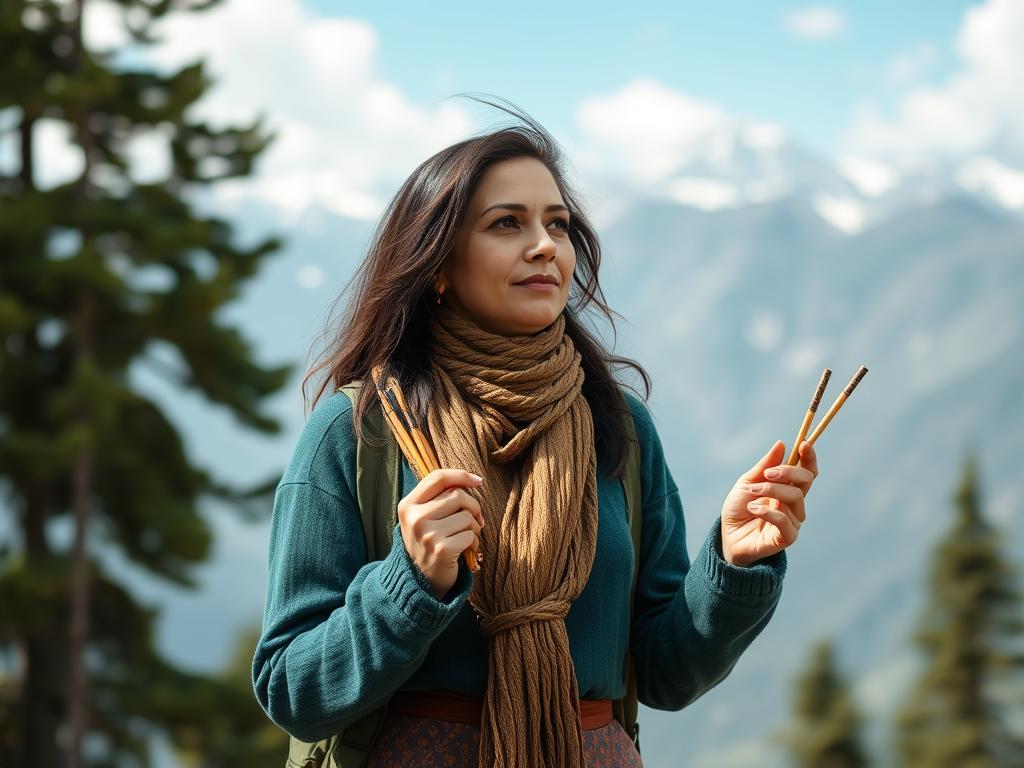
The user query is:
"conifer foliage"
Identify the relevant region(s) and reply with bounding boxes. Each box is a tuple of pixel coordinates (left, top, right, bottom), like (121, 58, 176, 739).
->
(781, 639, 869, 768)
(895, 454, 1024, 768)
(0, 0, 291, 764)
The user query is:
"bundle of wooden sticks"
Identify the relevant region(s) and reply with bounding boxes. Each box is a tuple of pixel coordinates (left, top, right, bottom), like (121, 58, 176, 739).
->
(370, 365, 481, 573)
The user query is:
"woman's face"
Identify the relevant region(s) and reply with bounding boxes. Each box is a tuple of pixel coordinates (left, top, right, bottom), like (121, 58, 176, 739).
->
(441, 157, 575, 336)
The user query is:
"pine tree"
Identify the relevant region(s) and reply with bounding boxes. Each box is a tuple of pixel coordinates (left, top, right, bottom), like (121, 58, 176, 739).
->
(895, 453, 1024, 767)
(780, 639, 870, 768)
(0, 0, 291, 764)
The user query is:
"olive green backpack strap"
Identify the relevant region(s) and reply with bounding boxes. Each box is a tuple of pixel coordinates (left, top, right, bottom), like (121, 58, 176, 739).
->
(612, 404, 644, 755)
(283, 381, 402, 768)
(338, 380, 403, 563)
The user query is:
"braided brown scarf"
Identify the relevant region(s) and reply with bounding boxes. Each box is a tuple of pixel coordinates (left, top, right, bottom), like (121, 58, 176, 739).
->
(423, 304, 599, 767)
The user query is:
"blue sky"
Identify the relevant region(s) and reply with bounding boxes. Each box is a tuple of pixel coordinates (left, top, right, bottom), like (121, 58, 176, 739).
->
(302, 0, 976, 155)
(30, 0, 1022, 225)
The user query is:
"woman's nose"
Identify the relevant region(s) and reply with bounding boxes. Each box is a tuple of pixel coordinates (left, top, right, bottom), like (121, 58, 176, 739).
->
(526, 229, 557, 261)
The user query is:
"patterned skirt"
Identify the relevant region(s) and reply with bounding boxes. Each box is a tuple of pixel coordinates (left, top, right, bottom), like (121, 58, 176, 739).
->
(366, 713, 644, 768)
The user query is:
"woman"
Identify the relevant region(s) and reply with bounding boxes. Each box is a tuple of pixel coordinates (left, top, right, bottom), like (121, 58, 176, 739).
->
(252, 98, 818, 767)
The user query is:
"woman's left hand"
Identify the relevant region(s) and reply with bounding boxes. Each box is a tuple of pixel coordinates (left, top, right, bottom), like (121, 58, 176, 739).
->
(719, 439, 819, 567)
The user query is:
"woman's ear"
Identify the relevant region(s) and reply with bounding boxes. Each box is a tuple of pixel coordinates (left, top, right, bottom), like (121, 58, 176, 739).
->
(434, 267, 450, 293)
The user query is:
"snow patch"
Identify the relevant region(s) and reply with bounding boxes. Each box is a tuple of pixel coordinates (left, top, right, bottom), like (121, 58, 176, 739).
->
(665, 177, 741, 210)
(956, 155, 1024, 209)
(812, 193, 866, 234)
(837, 155, 900, 197)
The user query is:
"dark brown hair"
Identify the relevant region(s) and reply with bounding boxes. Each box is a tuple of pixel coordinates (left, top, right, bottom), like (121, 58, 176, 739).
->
(302, 94, 650, 478)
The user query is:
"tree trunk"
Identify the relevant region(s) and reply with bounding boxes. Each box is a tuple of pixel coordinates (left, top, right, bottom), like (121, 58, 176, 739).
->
(66, 417, 95, 768)
(17, 482, 64, 768)
(65, 290, 98, 768)
(19, 111, 35, 192)
(65, 0, 98, 762)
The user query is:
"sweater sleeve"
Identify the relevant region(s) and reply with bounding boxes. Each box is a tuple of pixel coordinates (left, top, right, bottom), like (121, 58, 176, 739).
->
(624, 393, 787, 711)
(251, 396, 473, 742)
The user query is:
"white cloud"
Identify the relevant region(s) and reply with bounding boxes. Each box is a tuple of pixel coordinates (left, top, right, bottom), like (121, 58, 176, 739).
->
(575, 79, 733, 188)
(746, 309, 784, 352)
(741, 122, 786, 151)
(295, 265, 326, 290)
(783, 339, 826, 378)
(66, 0, 475, 221)
(573, 80, 805, 214)
(784, 7, 847, 41)
(885, 42, 940, 88)
(844, 0, 1024, 167)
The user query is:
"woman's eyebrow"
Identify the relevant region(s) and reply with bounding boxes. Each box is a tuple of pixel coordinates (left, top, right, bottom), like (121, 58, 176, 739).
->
(479, 202, 569, 218)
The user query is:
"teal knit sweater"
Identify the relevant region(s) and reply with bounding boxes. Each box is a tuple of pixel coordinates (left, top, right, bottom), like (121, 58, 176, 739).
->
(252, 389, 787, 743)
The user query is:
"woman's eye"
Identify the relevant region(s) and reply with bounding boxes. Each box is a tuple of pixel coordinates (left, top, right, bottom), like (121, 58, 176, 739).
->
(491, 215, 569, 230)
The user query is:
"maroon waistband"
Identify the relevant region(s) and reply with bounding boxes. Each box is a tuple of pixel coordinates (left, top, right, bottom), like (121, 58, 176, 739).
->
(388, 689, 615, 731)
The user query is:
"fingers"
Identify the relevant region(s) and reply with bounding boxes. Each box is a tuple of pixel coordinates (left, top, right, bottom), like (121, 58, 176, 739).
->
(433, 509, 483, 541)
(741, 441, 786, 483)
(742, 480, 806, 522)
(749, 495, 802, 527)
(763, 463, 815, 495)
(399, 469, 486, 528)
(446, 529, 478, 560)
(747, 502, 799, 543)
(416, 526, 480, 575)
(797, 440, 819, 479)
(420, 513, 482, 564)
(406, 468, 484, 505)
(418, 486, 484, 526)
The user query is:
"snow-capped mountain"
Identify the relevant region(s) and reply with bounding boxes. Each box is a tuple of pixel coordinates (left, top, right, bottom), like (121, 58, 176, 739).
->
(585, 123, 1024, 242)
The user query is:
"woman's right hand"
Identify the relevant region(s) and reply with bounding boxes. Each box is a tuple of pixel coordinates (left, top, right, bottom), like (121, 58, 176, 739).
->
(397, 469, 485, 599)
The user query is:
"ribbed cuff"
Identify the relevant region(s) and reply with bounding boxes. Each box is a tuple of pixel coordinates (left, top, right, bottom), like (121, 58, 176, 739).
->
(696, 518, 787, 598)
(375, 525, 473, 631)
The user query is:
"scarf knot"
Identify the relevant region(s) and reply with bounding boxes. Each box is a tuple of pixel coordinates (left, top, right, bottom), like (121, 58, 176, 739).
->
(477, 596, 572, 637)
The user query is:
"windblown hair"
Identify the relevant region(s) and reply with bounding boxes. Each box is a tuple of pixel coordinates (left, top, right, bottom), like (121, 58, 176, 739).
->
(303, 94, 651, 477)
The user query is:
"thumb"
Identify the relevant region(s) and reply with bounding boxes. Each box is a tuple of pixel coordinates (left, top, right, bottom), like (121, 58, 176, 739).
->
(741, 440, 785, 482)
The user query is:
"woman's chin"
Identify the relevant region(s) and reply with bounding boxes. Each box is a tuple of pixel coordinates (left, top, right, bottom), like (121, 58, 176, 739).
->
(463, 299, 566, 336)
(508, 305, 564, 335)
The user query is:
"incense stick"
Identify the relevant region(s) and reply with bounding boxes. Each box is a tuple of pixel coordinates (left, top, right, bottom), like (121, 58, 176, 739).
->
(392, 384, 441, 471)
(370, 365, 480, 572)
(377, 386, 423, 473)
(785, 368, 831, 467)
(805, 366, 868, 447)
(766, 365, 866, 514)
